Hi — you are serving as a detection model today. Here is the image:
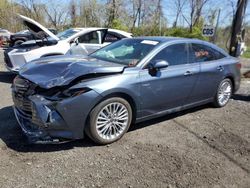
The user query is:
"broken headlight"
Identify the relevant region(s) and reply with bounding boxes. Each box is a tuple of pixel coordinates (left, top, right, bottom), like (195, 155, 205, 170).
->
(61, 87, 91, 98)
(43, 87, 91, 101)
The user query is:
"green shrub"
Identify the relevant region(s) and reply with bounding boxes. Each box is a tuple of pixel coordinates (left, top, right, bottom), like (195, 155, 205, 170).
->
(111, 19, 129, 32)
(164, 27, 207, 40)
(242, 47, 250, 58)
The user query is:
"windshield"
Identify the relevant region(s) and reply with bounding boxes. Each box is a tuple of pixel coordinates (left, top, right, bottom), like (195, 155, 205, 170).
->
(56, 29, 81, 40)
(90, 39, 160, 66)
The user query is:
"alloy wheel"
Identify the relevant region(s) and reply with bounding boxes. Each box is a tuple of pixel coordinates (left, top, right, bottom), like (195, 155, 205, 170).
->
(95, 102, 129, 140)
(217, 80, 232, 106)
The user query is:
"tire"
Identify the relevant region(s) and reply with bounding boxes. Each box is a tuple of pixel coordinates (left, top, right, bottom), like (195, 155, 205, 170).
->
(213, 78, 233, 108)
(14, 40, 24, 46)
(86, 97, 132, 144)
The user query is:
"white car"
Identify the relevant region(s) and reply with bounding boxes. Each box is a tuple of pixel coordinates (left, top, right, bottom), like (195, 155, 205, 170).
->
(4, 15, 132, 72)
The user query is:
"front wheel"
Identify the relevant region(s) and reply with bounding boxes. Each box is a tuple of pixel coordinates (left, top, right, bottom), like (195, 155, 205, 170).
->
(213, 78, 233, 107)
(86, 97, 132, 144)
(14, 40, 24, 46)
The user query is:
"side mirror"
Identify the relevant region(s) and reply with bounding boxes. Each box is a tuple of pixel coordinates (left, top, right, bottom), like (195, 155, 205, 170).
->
(148, 60, 169, 76)
(153, 60, 169, 69)
(70, 37, 79, 46)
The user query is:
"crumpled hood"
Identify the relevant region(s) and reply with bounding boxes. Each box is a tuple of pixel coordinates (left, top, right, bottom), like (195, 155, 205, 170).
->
(19, 55, 125, 89)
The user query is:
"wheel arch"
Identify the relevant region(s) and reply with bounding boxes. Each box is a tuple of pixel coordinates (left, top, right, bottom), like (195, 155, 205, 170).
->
(224, 74, 235, 92)
(85, 91, 138, 130)
(40, 53, 64, 58)
(102, 92, 137, 123)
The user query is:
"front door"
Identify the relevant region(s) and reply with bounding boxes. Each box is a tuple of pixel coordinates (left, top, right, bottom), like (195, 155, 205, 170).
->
(78, 30, 107, 54)
(139, 43, 199, 117)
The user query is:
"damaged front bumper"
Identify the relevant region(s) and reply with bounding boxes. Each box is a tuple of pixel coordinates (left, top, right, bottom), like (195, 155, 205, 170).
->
(13, 95, 69, 143)
(13, 90, 101, 144)
(13, 107, 61, 144)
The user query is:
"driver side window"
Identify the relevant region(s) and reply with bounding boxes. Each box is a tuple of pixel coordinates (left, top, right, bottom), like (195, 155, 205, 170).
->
(151, 43, 188, 66)
(78, 31, 99, 44)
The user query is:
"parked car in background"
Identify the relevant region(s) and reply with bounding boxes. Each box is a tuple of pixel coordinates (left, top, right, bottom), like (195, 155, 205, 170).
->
(66, 30, 132, 56)
(4, 15, 132, 73)
(9, 29, 57, 47)
(0, 28, 11, 40)
(0, 28, 12, 47)
(0, 37, 4, 47)
(12, 37, 241, 144)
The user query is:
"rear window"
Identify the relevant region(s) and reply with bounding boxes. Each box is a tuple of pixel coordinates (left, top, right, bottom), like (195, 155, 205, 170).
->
(189, 43, 226, 63)
(104, 32, 121, 43)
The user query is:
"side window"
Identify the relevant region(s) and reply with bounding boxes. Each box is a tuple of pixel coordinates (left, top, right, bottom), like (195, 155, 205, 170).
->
(190, 43, 226, 63)
(104, 32, 121, 43)
(78, 31, 99, 44)
(151, 43, 188, 66)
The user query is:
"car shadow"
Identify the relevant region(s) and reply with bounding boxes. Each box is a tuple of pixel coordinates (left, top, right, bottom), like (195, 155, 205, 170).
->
(0, 71, 16, 84)
(130, 104, 211, 132)
(232, 94, 250, 102)
(0, 104, 211, 153)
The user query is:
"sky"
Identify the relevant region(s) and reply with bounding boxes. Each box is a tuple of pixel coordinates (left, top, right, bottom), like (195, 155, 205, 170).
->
(14, 0, 250, 27)
(163, 0, 250, 27)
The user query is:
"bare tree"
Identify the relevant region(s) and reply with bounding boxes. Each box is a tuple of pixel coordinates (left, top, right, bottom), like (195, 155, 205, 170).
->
(131, 0, 142, 30)
(70, 0, 77, 27)
(16, 0, 46, 26)
(79, 0, 102, 27)
(179, 0, 209, 32)
(43, 1, 69, 30)
(106, 0, 117, 27)
(173, 0, 187, 28)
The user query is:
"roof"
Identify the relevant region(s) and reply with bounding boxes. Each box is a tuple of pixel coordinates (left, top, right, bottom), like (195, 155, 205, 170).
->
(131, 36, 215, 46)
(131, 36, 184, 42)
(71, 27, 132, 37)
(131, 36, 228, 56)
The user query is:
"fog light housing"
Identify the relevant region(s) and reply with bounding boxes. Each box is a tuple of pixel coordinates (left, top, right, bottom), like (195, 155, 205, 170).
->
(47, 110, 65, 127)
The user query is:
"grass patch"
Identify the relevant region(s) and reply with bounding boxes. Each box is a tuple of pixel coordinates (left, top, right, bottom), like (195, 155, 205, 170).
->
(241, 47, 250, 58)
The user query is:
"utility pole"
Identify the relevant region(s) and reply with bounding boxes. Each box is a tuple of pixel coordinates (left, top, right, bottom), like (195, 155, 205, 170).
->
(229, 0, 248, 57)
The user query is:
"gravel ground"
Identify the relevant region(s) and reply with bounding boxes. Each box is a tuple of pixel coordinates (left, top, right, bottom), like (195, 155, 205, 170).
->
(0, 50, 249, 188)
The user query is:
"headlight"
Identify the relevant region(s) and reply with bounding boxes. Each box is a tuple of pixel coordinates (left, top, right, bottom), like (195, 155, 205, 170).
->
(16, 48, 32, 52)
(39, 86, 92, 101)
(61, 87, 91, 98)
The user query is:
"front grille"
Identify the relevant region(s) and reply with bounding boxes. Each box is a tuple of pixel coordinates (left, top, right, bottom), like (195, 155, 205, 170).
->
(15, 108, 40, 131)
(31, 108, 43, 125)
(13, 76, 45, 127)
(12, 76, 34, 113)
(4, 50, 13, 68)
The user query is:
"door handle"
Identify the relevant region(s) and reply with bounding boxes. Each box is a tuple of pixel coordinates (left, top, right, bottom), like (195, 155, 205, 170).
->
(217, 66, 224, 71)
(184, 71, 193, 76)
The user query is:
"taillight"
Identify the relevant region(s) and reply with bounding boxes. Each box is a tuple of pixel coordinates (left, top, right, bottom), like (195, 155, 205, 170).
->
(236, 62, 241, 69)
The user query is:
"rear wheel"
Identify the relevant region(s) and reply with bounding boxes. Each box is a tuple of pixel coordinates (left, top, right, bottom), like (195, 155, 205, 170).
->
(86, 97, 132, 144)
(213, 78, 233, 107)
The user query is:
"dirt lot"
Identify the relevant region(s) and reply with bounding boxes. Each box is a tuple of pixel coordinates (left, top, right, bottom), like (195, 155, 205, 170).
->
(0, 50, 249, 188)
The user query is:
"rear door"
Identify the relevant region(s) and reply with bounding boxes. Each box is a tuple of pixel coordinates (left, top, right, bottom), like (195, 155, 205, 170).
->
(139, 42, 200, 117)
(188, 43, 227, 102)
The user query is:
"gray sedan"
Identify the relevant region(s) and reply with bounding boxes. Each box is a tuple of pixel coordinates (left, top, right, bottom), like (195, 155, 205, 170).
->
(12, 37, 241, 144)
